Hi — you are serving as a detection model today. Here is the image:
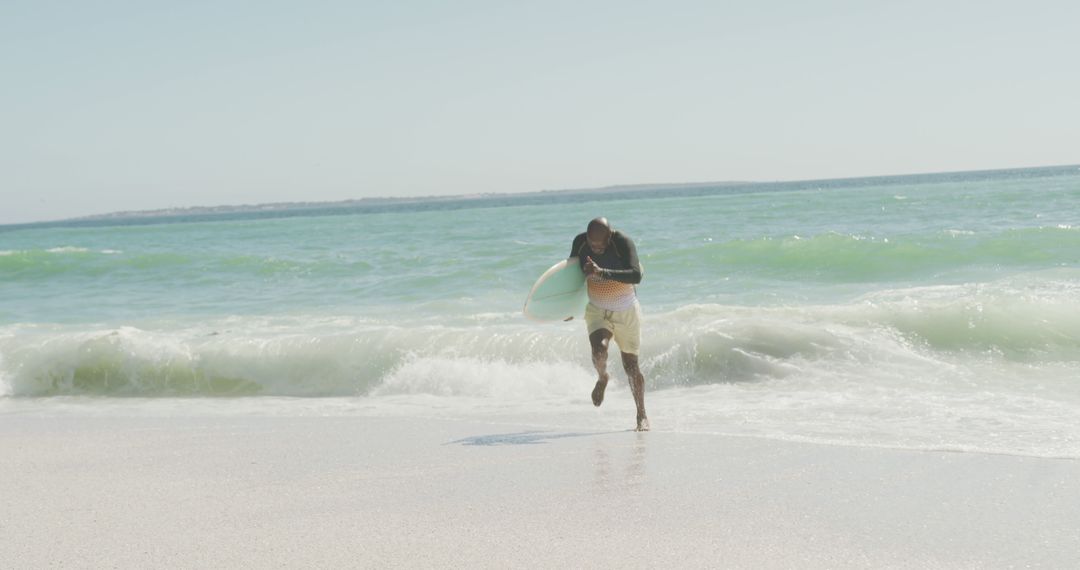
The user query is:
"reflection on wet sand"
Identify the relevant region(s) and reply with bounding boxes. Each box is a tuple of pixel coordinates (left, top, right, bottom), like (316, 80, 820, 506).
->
(594, 431, 648, 493)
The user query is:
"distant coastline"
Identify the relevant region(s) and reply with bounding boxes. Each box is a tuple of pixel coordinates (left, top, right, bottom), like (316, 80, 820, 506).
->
(70, 180, 750, 222)
(4, 163, 1077, 231)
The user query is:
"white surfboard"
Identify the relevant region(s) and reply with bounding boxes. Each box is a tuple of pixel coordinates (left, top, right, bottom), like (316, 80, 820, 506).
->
(523, 257, 588, 322)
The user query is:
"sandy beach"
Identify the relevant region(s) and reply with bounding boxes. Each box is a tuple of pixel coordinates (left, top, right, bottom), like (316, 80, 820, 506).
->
(2, 414, 1077, 569)
(5, 0, 1079, 567)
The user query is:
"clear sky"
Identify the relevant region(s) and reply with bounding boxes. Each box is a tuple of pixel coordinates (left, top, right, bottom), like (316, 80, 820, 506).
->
(2, 1, 1077, 224)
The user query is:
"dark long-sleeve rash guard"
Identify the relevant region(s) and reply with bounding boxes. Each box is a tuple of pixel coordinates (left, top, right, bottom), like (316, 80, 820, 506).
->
(569, 230, 643, 284)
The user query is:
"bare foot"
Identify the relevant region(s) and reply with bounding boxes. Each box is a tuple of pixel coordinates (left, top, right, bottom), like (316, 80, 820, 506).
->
(635, 416, 650, 432)
(591, 375, 609, 407)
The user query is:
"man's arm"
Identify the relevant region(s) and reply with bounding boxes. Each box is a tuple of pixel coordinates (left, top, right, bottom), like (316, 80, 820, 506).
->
(569, 233, 586, 258)
(599, 232, 642, 284)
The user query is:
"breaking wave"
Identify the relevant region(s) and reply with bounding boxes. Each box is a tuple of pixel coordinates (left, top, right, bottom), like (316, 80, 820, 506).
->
(3, 277, 1080, 398)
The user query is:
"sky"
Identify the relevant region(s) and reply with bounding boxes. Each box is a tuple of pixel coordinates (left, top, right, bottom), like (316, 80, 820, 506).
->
(1, 0, 1078, 224)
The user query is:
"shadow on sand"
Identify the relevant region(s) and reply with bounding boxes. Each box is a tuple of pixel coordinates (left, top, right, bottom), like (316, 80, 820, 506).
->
(447, 430, 623, 446)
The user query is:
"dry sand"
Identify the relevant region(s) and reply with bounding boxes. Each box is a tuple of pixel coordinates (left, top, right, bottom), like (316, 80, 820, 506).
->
(2, 414, 1078, 568)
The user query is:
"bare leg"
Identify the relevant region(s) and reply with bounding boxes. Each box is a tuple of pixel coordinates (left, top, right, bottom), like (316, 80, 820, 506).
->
(621, 352, 649, 431)
(590, 329, 612, 406)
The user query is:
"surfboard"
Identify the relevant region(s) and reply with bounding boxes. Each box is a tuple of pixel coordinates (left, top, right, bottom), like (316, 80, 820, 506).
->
(523, 256, 588, 322)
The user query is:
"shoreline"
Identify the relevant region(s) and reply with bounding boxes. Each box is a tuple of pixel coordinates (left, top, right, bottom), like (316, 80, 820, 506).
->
(3, 413, 1078, 568)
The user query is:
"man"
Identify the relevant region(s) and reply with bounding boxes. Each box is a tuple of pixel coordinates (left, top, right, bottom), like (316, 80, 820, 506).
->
(570, 217, 649, 431)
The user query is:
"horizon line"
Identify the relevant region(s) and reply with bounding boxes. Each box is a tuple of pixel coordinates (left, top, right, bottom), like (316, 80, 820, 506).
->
(5, 162, 1078, 229)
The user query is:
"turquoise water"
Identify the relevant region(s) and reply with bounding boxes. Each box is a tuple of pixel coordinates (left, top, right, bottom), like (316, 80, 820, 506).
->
(3, 166, 1080, 457)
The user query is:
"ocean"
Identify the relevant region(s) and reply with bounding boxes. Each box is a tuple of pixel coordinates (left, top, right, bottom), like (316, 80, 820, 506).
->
(3, 165, 1079, 458)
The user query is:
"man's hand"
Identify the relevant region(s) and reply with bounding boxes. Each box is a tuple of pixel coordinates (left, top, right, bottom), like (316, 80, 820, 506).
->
(584, 256, 602, 277)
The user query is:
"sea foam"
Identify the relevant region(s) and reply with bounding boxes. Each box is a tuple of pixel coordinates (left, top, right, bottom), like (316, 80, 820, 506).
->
(3, 277, 1079, 398)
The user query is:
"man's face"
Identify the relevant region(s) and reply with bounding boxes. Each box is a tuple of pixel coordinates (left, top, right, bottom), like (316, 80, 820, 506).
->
(587, 229, 610, 254)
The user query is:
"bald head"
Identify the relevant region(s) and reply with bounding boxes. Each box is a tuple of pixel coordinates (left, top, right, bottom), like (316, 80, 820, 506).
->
(586, 217, 612, 254)
(587, 217, 610, 235)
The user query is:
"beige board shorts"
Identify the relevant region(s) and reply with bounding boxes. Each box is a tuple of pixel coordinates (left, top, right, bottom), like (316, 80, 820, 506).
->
(585, 302, 642, 355)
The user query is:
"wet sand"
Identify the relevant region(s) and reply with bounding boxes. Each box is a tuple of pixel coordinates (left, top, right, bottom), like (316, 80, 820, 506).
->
(2, 415, 1078, 568)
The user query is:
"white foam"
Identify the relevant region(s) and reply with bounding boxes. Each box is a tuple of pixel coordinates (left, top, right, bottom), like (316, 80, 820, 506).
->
(4, 279, 1080, 458)
(945, 229, 975, 236)
(374, 355, 587, 399)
